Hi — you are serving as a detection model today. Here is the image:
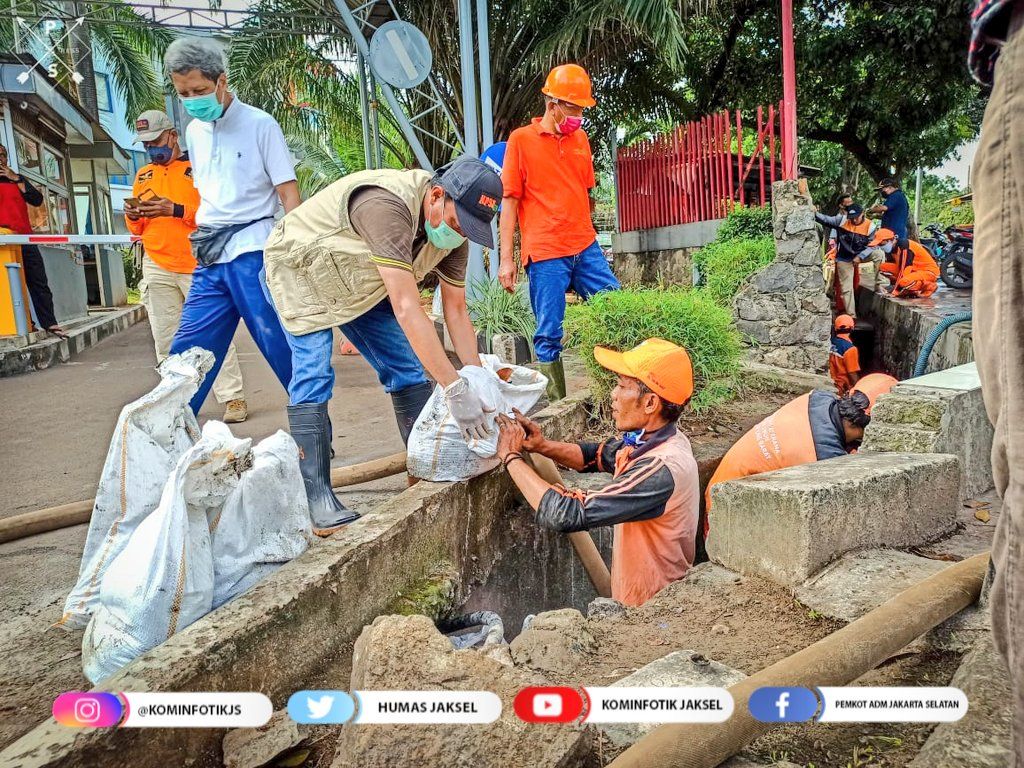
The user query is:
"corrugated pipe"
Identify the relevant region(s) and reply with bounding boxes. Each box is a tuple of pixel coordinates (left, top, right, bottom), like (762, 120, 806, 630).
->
(913, 312, 973, 377)
(609, 552, 988, 768)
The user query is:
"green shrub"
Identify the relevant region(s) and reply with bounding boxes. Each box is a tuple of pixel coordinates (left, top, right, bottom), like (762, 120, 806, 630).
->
(936, 201, 974, 228)
(564, 288, 742, 413)
(121, 247, 142, 290)
(693, 235, 775, 305)
(713, 204, 773, 241)
(467, 279, 536, 352)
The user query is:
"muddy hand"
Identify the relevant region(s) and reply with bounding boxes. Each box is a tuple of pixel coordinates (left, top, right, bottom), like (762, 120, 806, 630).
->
(496, 413, 525, 460)
(512, 408, 544, 452)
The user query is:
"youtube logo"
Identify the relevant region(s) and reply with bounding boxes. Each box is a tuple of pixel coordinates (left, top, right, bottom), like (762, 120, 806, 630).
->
(513, 687, 584, 723)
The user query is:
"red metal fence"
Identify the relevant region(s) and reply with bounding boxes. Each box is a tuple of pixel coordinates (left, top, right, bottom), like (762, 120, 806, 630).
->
(616, 102, 790, 233)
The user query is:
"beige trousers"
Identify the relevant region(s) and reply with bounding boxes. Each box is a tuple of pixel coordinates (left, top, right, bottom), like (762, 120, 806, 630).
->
(140, 256, 245, 403)
(835, 249, 885, 317)
(974, 8, 1024, 765)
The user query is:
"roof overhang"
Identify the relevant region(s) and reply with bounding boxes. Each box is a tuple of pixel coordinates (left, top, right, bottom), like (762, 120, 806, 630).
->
(0, 62, 93, 143)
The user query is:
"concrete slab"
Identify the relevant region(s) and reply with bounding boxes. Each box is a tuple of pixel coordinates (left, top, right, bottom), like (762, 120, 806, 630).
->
(612, 218, 723, 254)
(600, 650, 747, 748)
(908, 635, 1011, 768)
(795, 550, 990, 653)
(706, 452, 961, 587)
(864, 363, 994, 499)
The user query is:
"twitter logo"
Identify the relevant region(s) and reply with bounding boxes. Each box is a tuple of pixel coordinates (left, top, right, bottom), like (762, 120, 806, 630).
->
(287, 691, 355, 724)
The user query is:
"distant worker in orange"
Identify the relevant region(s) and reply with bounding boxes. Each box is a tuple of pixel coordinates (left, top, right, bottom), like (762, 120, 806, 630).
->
(870, 228, 940, 298)
(704, 386, 890, 536)
(125, 110, 248, 423)
(829, 314, 860, 394)
(498, 63, 620, 402)
(495, 339, 699, 607)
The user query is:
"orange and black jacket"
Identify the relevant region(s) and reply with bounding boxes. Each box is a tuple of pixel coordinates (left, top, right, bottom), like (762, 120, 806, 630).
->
(125, 153, 199, 274)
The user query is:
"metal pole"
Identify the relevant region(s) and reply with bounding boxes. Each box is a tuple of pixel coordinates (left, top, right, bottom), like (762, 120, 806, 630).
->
(914, 166, 924, 225)
(5, 262, 29, 336)
(476, 0, 499, 278)
(368, 70, 383, 169)
(357, 53, 374, 170)
(458, 0, 485, 297)
(780, 0, 798, 180)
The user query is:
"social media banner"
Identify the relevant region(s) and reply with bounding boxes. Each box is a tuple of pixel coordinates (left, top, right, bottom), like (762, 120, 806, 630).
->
(513, 687, 585, 723)
(352, 691, 501, 724)
(582, 687, 734, 723)
(53, 692, 124, 728)
(748, 687, 819, 723)
(817, 687, 968, 723)
(288, 691, 356, 724)
(120, 692, 272, 728)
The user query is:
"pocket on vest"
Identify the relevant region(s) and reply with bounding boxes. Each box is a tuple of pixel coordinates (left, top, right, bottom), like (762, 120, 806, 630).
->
(266, 245, 327, 320)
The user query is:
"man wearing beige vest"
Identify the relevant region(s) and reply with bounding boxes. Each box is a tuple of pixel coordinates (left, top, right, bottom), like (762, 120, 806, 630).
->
(263, 156, 503, 535)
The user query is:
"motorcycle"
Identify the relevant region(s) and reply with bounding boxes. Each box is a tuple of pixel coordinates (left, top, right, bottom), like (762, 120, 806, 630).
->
(919, 223, 950, 259)
(938, 224, 973, 290)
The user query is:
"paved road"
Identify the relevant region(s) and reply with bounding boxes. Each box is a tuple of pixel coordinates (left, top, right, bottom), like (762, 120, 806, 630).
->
(0, 318, 406, 519)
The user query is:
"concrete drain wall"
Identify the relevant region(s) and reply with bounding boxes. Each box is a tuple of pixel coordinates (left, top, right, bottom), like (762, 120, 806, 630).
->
(857, 286, 973, 380)
(1, 395, 591, 768)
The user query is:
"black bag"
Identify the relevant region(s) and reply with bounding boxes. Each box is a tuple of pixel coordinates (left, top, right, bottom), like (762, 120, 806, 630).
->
(189, 217, 273, 267)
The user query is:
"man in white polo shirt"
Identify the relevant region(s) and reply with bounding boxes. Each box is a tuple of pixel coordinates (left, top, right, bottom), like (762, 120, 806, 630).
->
(164, 36, 296, 414)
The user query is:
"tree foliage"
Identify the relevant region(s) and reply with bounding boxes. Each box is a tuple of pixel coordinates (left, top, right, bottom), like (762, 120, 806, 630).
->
(674, 0, 984, 185)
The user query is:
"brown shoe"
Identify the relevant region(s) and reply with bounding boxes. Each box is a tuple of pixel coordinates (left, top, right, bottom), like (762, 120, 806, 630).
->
(223, 399, 248, 423)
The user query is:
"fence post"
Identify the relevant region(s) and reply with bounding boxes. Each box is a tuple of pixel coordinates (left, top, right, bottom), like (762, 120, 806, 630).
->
(736, 109, 745, 207)
(769, 103, 777, 191)
(757, 105, 766, 206)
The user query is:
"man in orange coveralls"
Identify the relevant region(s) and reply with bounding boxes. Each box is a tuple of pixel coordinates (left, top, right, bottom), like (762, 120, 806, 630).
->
(871, 228, 940, 298)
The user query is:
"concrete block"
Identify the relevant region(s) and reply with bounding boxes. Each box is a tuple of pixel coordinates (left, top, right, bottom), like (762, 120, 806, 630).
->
(909, 635, 1011, 768)
(491, 333, 532, 365)
(864, 363, 994, 498)
(706, 453, 961, 587)
(795, 549, 990, 653)
(600, 650, 747, 748)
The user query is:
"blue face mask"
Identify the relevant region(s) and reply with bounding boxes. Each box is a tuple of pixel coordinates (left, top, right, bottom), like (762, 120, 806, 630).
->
(181, 91, 224, 122)
(425, 196, 467, 249)
(146, 145, 173, 165)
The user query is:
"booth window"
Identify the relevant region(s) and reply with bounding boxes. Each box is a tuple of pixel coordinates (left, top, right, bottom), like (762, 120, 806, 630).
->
(14, 128, 71, 234)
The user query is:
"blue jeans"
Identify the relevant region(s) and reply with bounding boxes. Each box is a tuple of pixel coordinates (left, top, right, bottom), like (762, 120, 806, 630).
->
(283, 296, 428, 405)
(525, 241, 620, 363)
(170, 250, 292, 414)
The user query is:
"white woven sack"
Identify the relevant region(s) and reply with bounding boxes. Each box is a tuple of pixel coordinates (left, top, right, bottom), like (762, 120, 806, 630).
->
(82, 422, 249, 683)
(209, 430, 313, 608)
(407, 354, 547, 482)
(61, 348, 212, 629)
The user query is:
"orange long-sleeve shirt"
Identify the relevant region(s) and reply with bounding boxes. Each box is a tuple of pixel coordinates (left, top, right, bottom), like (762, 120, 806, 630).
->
(125, 154, 199, 274)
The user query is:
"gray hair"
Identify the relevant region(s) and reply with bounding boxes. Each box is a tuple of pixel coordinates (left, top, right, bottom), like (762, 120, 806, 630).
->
(164, 36, 227, 82)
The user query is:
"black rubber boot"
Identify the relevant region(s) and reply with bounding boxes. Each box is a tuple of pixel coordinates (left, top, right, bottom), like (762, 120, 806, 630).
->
(390, 381, 434, 445)
(287, 403, 360, 536)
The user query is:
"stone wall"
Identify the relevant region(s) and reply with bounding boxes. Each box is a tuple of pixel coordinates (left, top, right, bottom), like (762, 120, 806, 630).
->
(731, 180, 831, 373)
(613, 247, 695, 287)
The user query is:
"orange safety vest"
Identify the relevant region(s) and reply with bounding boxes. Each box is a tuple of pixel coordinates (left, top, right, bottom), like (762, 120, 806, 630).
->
(610, 431, 699, 606)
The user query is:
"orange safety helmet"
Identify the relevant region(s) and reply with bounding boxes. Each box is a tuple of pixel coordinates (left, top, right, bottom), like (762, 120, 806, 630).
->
(542, 64, 596, 108)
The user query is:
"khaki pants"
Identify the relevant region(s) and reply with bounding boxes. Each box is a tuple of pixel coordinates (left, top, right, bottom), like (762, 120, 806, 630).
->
(974, 7, 1024, 765)
(835, 249, 885, 318)
(140, 256, 245, 403)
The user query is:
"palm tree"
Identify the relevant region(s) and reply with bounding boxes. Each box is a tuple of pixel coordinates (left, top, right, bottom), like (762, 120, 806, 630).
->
(227, 0, 697, 179)
(1, 1, 172, 129)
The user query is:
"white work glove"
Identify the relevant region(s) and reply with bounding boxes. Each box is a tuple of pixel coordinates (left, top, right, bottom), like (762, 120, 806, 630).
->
(443, 376, 495, 441)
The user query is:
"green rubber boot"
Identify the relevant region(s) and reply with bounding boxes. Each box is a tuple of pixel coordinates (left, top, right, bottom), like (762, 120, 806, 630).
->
(539, 359, 567, 402)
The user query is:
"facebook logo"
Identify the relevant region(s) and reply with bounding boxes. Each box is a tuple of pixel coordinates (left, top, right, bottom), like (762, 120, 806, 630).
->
(748, 687, 819, 722)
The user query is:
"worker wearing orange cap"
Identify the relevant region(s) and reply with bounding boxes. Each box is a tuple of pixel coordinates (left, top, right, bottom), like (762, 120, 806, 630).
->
(870, 228, 940, 298)
(498, 64, 620, 403)
(495, 338, 699, 606)
(829, 314, 861, 394)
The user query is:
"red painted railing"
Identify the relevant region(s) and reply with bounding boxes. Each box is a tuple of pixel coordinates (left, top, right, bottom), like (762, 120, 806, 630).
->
(616, 102, 788, 233)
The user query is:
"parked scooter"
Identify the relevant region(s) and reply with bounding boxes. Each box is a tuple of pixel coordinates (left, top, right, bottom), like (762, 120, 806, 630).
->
(938, 224, 973, 289)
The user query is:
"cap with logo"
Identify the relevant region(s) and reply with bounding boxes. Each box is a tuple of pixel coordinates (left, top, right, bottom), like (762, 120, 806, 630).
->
(593, 338, 694, 406)
(834, 314, 855, 332)
(876, 177, 899, 190)
(134, 110, 175, 143)
(869, 227, 897, 247)
(438, 155, 503, 248)
(844, 203, 864, 219)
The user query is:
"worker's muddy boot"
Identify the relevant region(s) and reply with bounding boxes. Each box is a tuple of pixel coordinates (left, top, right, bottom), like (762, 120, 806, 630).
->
(287, 403, 360, 536)
(390, 381, 434, 445)
(538, 359, 567, 402)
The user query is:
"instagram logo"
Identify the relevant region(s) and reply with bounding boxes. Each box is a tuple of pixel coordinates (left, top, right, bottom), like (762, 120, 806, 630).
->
(53, 692, 123, 728)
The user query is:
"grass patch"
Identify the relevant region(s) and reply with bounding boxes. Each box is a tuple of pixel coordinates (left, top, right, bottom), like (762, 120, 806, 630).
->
(693, 235, 775, 305)
(564, 287, 742, 413)
(126, 288, 141, 305)
(714, 204, 772, 240)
